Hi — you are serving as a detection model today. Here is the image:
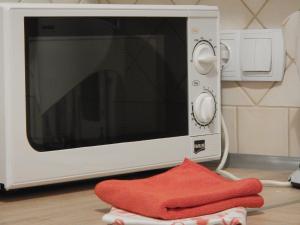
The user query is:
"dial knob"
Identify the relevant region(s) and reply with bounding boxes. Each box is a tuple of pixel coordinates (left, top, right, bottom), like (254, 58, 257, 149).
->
(193, 41, 217, 75)
(193, 91, 216, 126)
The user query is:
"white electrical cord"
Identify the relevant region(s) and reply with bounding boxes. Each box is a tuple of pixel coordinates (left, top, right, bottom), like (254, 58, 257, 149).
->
(216, 114, 292, 187)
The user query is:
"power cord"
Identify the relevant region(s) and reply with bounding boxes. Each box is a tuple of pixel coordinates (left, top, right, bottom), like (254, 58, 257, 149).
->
(216, 114, 292, 187)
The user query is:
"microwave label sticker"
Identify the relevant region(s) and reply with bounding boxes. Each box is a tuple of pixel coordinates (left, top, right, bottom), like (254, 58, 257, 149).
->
(194, 140, 205, 154)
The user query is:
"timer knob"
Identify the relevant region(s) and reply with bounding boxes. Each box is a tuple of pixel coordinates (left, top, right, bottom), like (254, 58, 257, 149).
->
(193, 41, 217, 75)
(193, 91, 216, 126)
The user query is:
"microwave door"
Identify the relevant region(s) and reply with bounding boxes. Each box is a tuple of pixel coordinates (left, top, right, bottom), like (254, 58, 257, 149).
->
(25, 17, 188, 151)
(0, 5, 223, 190)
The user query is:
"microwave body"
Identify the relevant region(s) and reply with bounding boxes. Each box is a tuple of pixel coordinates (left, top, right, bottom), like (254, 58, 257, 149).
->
(0, 4, 221, 190)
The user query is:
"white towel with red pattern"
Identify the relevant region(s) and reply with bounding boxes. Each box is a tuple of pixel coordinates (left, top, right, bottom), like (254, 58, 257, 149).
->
(102, 207, 247, 225)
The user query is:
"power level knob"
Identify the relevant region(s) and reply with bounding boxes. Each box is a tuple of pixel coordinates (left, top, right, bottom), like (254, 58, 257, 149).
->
(193, 41, 216, 75)
(193, 91, 216, 126)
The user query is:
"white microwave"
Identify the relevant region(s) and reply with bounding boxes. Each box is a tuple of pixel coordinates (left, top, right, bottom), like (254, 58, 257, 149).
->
(0, 3, 221, 190)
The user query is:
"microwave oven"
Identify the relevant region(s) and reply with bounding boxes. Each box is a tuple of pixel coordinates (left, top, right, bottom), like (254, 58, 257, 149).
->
(0, 3, 221, 190)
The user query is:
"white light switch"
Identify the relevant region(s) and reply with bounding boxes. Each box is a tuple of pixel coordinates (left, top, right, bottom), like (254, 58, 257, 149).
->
(242, 38, 272, 72)
(255, 38, 272, 71)
(241, 38, 255, 71)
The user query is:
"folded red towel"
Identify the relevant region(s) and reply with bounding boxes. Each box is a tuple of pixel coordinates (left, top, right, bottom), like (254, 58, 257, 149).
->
(95, 158, 264, 220)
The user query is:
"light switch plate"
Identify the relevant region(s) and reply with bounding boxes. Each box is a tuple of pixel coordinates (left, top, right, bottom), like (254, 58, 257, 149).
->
(221, 29, 285, 81)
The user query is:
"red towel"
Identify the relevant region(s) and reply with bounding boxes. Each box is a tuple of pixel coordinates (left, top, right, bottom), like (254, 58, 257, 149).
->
(95, 158, 264, 220)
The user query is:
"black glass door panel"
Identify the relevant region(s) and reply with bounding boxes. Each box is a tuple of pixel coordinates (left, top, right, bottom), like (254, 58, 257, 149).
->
(25, 17, 188, 151)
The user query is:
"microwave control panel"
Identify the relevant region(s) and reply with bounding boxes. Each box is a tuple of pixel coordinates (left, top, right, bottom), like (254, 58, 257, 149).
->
(188, 18, 220, 137)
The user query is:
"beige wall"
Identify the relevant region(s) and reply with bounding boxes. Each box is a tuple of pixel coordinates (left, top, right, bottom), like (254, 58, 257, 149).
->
(2, 0, 300, 157)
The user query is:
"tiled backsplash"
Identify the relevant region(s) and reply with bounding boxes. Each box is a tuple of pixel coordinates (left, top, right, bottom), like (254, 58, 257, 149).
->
(1, 0, 300, 157)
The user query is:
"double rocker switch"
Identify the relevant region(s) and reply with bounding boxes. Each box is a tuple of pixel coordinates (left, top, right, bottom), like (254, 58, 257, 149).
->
(221, 29, 284, 81)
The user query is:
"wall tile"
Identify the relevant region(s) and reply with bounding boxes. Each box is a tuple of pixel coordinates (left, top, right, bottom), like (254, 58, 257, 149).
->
(222, 81, 254, 106)
(199, 0, 252, 29)
(173, 0, 197, 4)
(222, 106, 238, 153)
(289, 108, 300, 157)
(260, 63, 300, 107)
(243, 0, 266, 14)
(247, 19, 264, 29)
(80, 0, 98, 3)
(257, 0, 300, 28)
(239, 81, 274, 105)
(136, 0, 173, 4)
(21, 0, 50, 2)
(109, 0, 136, 3)
(238, 107, 289, 156)
(289, 110, 300, 159)
(52, 0, 79, 3)
(286, 54, 292, 69)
